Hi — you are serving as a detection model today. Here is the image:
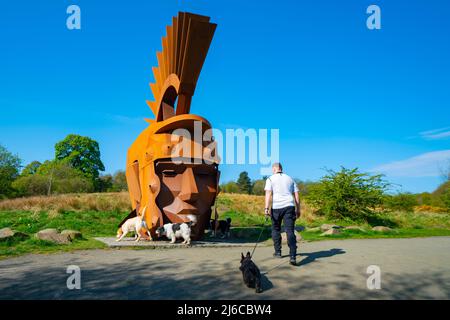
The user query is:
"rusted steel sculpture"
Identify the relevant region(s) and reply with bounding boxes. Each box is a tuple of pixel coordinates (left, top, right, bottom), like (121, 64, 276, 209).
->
(121, 12, 219, 240)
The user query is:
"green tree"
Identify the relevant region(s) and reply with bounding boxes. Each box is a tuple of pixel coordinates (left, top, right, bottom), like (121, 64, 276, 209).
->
(21, 160, 42, 176)
(295, 179, 318, 196)
(55, 134, 105, 182)
(236, 171, 252, 194)
(0, 145, 22, 198)
(220, 181, 240, 193)
(97, 174, 113, 192)
(111, 170, 128, 191)
(13, 160, 94, 196)
(307, 167, 389, 220)
(432, 181, 450, 207)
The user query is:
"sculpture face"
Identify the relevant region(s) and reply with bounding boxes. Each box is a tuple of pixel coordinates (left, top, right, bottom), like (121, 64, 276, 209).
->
(155, 160, 219, 239)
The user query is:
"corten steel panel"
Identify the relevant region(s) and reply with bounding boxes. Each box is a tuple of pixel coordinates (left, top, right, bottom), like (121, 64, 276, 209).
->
(123, 12, 219, 240)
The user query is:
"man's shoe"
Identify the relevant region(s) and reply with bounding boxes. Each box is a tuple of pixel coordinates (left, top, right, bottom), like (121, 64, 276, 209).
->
(289, 257, 297, 266)
(273, 252, 282, 259)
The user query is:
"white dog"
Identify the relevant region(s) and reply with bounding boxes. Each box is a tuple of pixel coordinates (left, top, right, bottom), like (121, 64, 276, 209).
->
(116, 206, 151, 242)
(155, 222, 192, 245)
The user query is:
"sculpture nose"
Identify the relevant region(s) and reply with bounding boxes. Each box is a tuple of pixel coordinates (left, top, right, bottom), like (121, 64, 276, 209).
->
(178, 167, 199, 203)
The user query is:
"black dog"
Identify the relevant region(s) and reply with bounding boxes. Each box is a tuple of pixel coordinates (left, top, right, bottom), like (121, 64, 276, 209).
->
(239, 252, 263, 293)
(209, 218, 231, 238)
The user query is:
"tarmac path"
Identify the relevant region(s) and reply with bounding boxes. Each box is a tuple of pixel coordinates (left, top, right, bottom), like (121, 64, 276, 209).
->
(1, 237, 449, 299)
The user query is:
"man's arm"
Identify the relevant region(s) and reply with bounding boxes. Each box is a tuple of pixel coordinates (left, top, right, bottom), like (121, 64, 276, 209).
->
(294, 191, 300, 218)
(265, 190, 272, 216)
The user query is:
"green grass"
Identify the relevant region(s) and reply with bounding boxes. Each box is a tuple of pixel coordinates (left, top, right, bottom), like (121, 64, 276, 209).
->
(1, 195, 449, 259)
(0, 209, 124, 259)
(0, 236, 106, 260)
(299, 227, 450, 241)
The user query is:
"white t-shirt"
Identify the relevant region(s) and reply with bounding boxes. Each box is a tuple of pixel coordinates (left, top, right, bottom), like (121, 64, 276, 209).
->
(264, 173, 299, 209)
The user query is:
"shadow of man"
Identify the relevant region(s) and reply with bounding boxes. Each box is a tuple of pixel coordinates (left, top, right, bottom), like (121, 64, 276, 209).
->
(298, 248, 346, 266)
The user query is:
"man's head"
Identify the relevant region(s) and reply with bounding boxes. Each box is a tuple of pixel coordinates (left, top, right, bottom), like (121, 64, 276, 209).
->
(272, 162, 283, 174)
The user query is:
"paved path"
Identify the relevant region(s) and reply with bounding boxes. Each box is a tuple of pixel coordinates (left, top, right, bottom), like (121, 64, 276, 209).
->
(94, 237, 264, 248)
(1, 237, 449, 299)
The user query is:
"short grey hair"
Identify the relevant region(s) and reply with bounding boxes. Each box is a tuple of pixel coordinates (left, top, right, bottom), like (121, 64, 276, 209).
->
(272, 162, 282, 171)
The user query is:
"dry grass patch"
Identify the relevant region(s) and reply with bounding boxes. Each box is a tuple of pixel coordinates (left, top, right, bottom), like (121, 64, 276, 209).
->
(0, 192, 131, 212)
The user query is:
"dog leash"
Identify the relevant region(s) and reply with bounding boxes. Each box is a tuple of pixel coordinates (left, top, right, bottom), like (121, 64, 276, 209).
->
(250, 215, 269, 258)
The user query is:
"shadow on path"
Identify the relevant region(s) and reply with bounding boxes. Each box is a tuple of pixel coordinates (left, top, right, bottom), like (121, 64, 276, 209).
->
(298, 248, 346, 266)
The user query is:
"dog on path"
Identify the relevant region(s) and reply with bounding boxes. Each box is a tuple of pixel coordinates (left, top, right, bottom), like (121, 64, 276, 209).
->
(116, 207, 151, 242)
(239, 252, 263, 293)
(209, 217, 232, 238)
(155, 221, 193, 245)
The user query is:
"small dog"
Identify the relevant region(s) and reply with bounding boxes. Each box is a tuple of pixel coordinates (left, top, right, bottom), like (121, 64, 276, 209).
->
(155, 221, 193, 245)
(116, 207, 151, 242)
(209, 218, 232, 238)
(239, 252, 263, 293)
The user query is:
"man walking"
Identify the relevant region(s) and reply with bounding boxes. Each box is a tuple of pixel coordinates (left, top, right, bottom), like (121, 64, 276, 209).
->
(264, 162, 300, 265)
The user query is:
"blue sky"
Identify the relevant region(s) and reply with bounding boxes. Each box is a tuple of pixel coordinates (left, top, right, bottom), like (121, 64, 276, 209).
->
(1, 0, 449, 193)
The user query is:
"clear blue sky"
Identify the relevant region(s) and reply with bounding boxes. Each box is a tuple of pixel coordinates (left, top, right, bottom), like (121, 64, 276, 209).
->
(1, 0, 449, 193)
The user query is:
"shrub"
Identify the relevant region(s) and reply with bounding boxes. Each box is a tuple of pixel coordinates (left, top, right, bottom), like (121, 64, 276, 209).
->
(384, 193, 418, 212)
(96, 174, 113, 192)
(306, 167, 389, 220)
(441, 188, 450, 210)
(416, 192, 432, 206)
(12, 174, 49, 196)
(251, 179, 266, 195)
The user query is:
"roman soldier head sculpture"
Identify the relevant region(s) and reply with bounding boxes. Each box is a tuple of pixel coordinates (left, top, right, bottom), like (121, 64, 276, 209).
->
(122, 12, 219, 240)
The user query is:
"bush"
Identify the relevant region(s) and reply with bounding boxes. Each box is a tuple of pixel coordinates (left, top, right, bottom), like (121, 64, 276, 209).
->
(96, 174, 113, 192)
(416, 192, 432, 206)
(12, 174, 49, 196)
(12, 161, 93, 196)
(251, 179, 266, 195)
(441, 188, 450, 210)
(384, 193, 418, 212)
(306, 167, 389, 220)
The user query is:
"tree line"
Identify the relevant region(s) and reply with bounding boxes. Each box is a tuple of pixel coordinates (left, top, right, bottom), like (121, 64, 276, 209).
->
(2, 136, 450, 219)
(220, 167, 450, 218)
(0, 134, 127, 199)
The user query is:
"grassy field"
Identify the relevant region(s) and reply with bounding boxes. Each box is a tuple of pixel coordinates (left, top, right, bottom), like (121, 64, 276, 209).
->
(1, 192, 449, 259)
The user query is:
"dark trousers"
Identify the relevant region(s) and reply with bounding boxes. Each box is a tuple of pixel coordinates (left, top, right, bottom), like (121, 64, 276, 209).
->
(271, 206, 297, 258)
